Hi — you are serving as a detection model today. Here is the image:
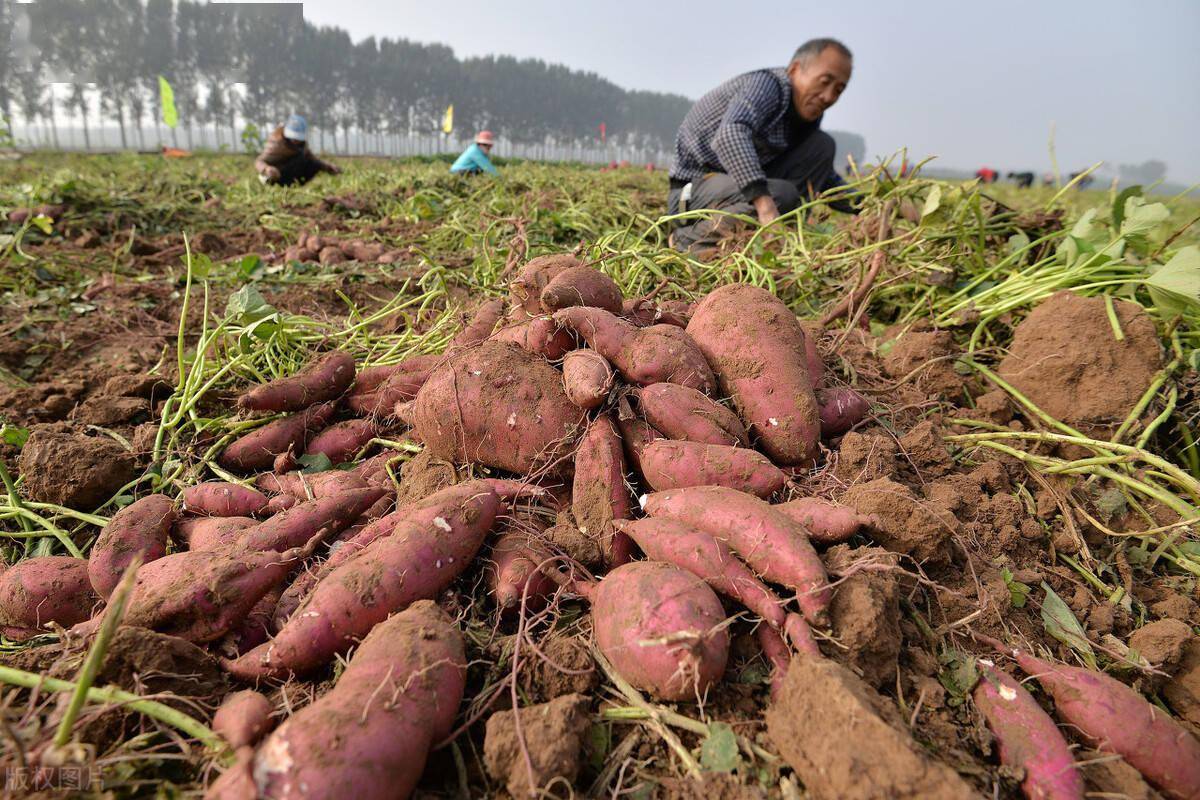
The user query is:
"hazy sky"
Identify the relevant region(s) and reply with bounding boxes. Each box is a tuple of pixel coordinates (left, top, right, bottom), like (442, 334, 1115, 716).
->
(298, 0, 1200, 183)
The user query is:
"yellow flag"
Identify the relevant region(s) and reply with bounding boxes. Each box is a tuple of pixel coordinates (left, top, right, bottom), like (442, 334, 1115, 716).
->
(442, 104, 453, 134)
(159, 76, 177, 129)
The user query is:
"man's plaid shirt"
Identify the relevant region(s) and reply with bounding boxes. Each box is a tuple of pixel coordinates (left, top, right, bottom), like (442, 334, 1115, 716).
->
(670, 67, 822, 202)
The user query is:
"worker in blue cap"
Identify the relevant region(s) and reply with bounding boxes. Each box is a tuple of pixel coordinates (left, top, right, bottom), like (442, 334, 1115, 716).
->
(255, 114, 340, 186)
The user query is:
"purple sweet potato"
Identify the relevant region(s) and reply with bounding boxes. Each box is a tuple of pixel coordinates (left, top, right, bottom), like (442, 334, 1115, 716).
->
(451, 297, 505, 348)
(817, 387, 871, 437)
(231, 487, 387, 554)
(686, 284, 821, 465)
(211, 601, 466, 800)
(642, 486, 832, 626)
(487, 533, 559, 615)
(614, 415, 664, 475)
(489, 315, 577, 359)
(345, 355, 439, 417)
(222, 481, 501, 678)
(1014, 649, 1200, 799)
(304, 419, 378, 464)
(219, 403, 336, 472)
(589, 561, 729, 701)
(561, 349, 615, 409)
(572, 414, 633, 567)
(510, 253, 581, 316)
(266, 494, 296, 514)
(772, 497, 873, 545)
(177, 516, 258, 551)
(540, 265, 624, 314)
(238, 351, 356, 412)
(622, 297, 691, 328)
(638, 440, 787, 498)
(554, 307, 716, 394)
(410, 341, 585, 475)
(88, 494, 176, 598)
(973, 662, 1084, 800)
(181, 482, 269, 518)
(213, 690, 275, 750)
(636, 382, 747, 446)
(0, 556, 98, 638)
(255, 467, 371, 500)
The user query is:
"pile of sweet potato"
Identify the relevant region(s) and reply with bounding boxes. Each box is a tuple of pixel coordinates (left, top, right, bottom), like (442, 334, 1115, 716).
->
(281, 231, 411, 265)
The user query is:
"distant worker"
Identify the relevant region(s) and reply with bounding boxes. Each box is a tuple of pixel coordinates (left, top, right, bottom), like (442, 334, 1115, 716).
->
(450, 131, 499, 176)
(975, 167, 998, 183)
(255, 114, 340, 186)
(667, 38, 858, 251)
(1008, 171, 1034, 188)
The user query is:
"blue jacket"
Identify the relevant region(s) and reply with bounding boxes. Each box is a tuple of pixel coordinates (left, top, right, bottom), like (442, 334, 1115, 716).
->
(450, 143, 498, 175)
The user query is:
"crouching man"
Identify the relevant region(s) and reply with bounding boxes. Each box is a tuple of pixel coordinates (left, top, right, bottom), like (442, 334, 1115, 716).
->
(255, 114, 340, 187)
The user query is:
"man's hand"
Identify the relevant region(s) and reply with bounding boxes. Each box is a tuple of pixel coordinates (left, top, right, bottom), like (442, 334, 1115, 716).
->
(326, 163, 342, 175)
(753, 195, 780, 225)
(263, 165, 281, 181)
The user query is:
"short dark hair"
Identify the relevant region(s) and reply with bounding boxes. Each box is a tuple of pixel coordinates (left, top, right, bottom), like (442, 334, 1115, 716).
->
(791, 38, 852, 67)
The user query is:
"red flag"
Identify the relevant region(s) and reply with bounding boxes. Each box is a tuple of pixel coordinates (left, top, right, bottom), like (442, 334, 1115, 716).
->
(599, 122, 606, 143)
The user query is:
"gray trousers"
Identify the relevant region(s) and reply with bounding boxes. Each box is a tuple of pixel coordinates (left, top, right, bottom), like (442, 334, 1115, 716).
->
(667, 130, 836, 245)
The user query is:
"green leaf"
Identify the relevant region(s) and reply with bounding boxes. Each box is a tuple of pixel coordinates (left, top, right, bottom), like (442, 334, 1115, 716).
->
(1111, 185, 1142, 230)
(1040, 582, 1096, 668)
(920, 185, 942, 219)
(699, 722, 741, 773)
(224, 285, 277, 325)
(236, 254, 263, 281)
(0, 424, 30, 449)
(1120, 196, 1169, 239)
(584, 723, 611, 772)
(1145, 246, 1200, 318)
(158, 76, 178, 129)
(937, 646, 979, 706)
(30, 214, 53, 235)
(1001, 568, 1031, 608)
(297, 453, 333, 473)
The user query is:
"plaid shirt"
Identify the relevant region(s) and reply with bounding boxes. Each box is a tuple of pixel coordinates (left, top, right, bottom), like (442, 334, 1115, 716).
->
(670, 68, 822, 202)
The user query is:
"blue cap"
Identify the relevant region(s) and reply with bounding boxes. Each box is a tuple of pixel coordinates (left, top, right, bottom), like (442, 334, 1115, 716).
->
(283, 114, 308, 142)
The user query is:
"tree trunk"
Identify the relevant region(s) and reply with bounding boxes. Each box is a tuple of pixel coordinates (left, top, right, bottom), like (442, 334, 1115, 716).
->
(48, 93, 60, 149)
(79, 95, 91, 150)
(116, 103, 127, 150)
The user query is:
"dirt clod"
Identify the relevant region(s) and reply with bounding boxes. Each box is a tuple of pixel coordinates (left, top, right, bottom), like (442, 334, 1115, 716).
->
(825, 546, 902, 688)
(1128, 618, 1193, 673)
(834, 431, 898, 483)
(537, 635, 598, 700)
(843, 477, 958, 564)
(18, 426, 138, 510)
(1164, 639, 1200, 727)
(484, 693, 591, 798)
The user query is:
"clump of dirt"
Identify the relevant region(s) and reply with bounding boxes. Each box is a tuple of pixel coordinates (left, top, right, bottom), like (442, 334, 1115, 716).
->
(17, 425, 138, 510)
(71, 395, 150, 427)
(392, 447, 461, 506)
(536, 634, 598, 700)
(842, 477, 959, 564)
(766, 656, 976, 799)
(1079, 750, 1158, 800)
(95, 627, 226, 699)
(543, 517, 602, 567)
(1129, 618, 1193, 675)
(881, 326, 963, 400)
(997, 291, 1163, 437)
(834, 431, 898, 483)
(825, 545, 903, 688)
(1164, 640, 1200, 727)
(659, 773, 767, 799)
(484, 693, 591, 797)
(897, 420, 955, 478)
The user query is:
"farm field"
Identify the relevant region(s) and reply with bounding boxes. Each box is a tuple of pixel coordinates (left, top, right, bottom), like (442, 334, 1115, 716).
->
(1, 152, 1198, 799)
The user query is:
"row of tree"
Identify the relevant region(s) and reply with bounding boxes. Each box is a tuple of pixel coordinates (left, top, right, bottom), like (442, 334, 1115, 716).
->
(0, 0, 694, 150)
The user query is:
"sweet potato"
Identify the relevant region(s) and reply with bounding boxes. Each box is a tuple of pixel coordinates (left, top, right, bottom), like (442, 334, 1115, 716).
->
(772, 497, 873, 545)
(757, 624, 792, 699)
(181, 482, 269, 518)
(572, 415, 633, 567)
(800, 321, 825, 389)
(817, 387, 870, 437)
(212, 601, 466, 800)
(266, 494, 296, 514)
(231, 487, 387, 554)
(218, 588, 281, 657)
(223, 481, 501, 678)
(589, 561, 729, 701)
(177, 516, 258, 551)
(410, 341, 585, 475)
(642, 486, 832, 626)
(973, 662, 1084, 800)
(636, 382, 747, 446)
(213, 690, 274, 750)
(238, 351, 356, 412)
(1014, 648, 1200, 799)
(219, 403, 336, 472)
(489, 315, 577, 359)
(638, 440, 786, 498)
(487, 533, 559, 614)
(346, 355, 439, 416)
(554, 307, 716, 393)
(540, 265, 624, 313)
(88, 494, 176, 598)
(561, 349, 615, 409)
(304, 418, 378, 464)
(0, 556, 97, 638)
(510, 253, 580, 316)
(622, 297, 691, 328)
(615, 518, 817, 657)
(255, 466, 371, 499)
(614, 414, 664, 475)
(686, 284, 820, 465)
(451, 297, 505, 348)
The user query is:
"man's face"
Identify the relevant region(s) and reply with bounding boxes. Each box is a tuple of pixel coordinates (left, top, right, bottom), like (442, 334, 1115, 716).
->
(284, 138, 305, 149)
(480, 143, 492, 153)
(787, 47, 852, 122)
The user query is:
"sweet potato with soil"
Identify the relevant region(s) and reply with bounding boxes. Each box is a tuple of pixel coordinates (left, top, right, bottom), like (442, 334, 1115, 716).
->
(540, 265, 624, 313)
(222, 481, 501, 678)
(615, 518, 818, 657)
(304, 418, 378, 464)
(0, 556, 98, 638)
(218, 588, 281, 657)
(561, 349, 615, 409)
(636, 382, 747, 446)
(622, 297, 691, 328)
(451, 297, 505, 348)
(587, 561, 729, 701)
(686, 283, 821, 465)
(973, 662, 1084, 800)
(772, 497, 873, 545)
(510, 253, 580, 316)
(642, 486, 832, 626)
(213, 690, 274, 750)
(255, 466, 370, 499)
(347, 355, 440, 411)
(489, 315, 576, 359)
(238, 351, 355, 412)
(219, 403, 336, 472)
(265, 494, 296, 514)
(614, 414, 664, 475)
(231, 487, 387, 554)
(572, 415, 633, 567)
(554, 307, 716, 393)
(1014, 648, 1200, 799)
(638, 439, 786, 498)
(817, 387, 870, 437)
(88, 494, 176, 598)
(181, 482, 268, 518)
(177, 516, 258, 551)
(210, 601, 465, 800)
(410, 341, 585, 475)
(487, 533, 560, 614)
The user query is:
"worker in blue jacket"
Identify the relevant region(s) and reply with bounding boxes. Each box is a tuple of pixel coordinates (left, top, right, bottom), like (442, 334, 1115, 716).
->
(450, 131, 499, 175)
